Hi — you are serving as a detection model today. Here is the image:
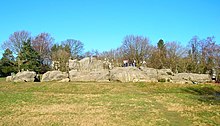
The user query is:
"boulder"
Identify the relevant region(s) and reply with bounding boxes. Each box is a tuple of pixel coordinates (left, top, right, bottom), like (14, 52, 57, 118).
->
(13, 71, 36, 82)
(6, 76, 13, 82)
(110, 67, 152, 83)
(172, 73, 211, 84)
(140, 67, 158, 79)
(41, 71, 68, 82)
(69, 70, 110, 82)
(69, 59, 80, 71)
(78, 57, 104, 71)
(58, 78, 70, 83)
(140, 66, 173, 82)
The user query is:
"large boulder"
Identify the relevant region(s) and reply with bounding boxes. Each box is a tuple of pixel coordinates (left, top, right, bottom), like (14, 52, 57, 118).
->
(140, 66, 173, 82)
(6, 76, 13, 82)
(110, 67, 152, 82)
(69, 57, 108, 71)
(69, 59, 80, 71)
(78, 57, 104, 71)
(41, 71, 68, 82)
(69, 70, 110, 82)
(172, 73, 211, 84)
(13, 71, 36, 82)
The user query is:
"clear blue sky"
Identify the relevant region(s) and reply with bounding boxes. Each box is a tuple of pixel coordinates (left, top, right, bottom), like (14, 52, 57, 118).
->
(0, 0, 219, 56)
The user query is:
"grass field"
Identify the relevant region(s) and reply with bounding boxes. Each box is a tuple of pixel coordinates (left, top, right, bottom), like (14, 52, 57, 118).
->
(0, 78, 220, 126)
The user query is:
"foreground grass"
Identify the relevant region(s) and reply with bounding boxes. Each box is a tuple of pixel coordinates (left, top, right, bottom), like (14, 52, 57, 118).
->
(0, 78, 219, 126)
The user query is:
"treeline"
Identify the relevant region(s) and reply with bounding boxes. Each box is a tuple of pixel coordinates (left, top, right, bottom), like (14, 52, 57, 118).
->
(100, 35, 220, 75)
(0, 30, 220, 78)
(0, 31, 84, 76)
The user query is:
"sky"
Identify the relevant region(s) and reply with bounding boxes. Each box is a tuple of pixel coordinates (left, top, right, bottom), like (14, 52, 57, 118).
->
(0, 0, 220, 56)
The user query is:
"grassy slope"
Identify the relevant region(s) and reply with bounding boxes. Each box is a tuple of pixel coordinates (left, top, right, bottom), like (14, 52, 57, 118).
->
(0, 78, 219, 126)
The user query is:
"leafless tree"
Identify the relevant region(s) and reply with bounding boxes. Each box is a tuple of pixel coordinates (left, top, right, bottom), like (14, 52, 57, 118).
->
(166, 41, 187, 72)
(2, 31, 31, 55)
(121, 35, 152, 67)
(62, 39, 84, 59)
(32, 33, 54, 63)
(51, 46, 70, 72)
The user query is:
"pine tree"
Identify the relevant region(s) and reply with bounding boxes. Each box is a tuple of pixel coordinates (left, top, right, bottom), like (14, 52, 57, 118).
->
(0, 49, 16, 76)
(18, 39, 41, 72)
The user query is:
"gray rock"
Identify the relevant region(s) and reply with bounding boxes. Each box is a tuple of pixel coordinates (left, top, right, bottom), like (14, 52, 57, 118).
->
(13, 71, 36, 82)
(41, 71, 68, 82)
(6, 76, 13, 82)
(69, 59, 80, 71)
(69, 57, 107, 72)
(172, 73, 211, 84)
(79, 57, 104, 71)
(69, 70, 110, 82)
(140, 66, 173, 82)
(58, 78, 70, 83)
(110, 67, 152, 83)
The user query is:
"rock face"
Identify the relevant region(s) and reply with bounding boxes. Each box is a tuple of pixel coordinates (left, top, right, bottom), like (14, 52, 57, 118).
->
(172, 73, 211, 84)
(140, 67, 174, 82)
(41, 71, 68, 82)
(69, 70, 110, 82)
(110, 67, 152, 82)
(139, 66, 211, 84)
(13, 71, 36, 82)
(41, 58, 212, 84)
(69, 57, 104, 72)
(69, 59, 80, 71)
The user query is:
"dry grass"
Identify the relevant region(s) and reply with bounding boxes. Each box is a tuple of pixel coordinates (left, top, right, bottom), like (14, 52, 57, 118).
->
(0, 78, 220, 126)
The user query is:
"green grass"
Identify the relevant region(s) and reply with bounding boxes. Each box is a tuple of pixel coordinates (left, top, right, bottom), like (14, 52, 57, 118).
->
(0, 78, 220, 126)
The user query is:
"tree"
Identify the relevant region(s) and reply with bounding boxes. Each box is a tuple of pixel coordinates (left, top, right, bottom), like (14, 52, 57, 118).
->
(121, 35, 152, 67)
(2, 31, 31, 55)
(51, 44, 71, 72)
(0, 49, 16, 76)
(187, 36, 200, 73)
(148, 39, 167, 69)
(166, 41, 187, 72)
(157, 39, 167, 68)
(18, 39, 41, 72)
(62, 39, 84, 59)
(32, 33, 54, 64)
(198, 36, 218, 74)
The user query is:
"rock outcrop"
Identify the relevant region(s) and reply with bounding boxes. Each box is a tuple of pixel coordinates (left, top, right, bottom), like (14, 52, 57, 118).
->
(140, 67, 174, 82)
(139, 66, 211, 84)
(6, 76, 13, 82)
(110, 67, 152, 83)
(41, 71, 68, 82)
(69, 57, 105, 72)
(58, 78, 70, 83)
(172, 73, 211, 84)
(41, 66, 211, 84)
(69, 70, 110, 82)
(12, 71, 36, 82)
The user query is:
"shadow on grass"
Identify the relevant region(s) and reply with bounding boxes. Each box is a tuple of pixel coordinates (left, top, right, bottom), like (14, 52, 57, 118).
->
(182, 85, 220, 104)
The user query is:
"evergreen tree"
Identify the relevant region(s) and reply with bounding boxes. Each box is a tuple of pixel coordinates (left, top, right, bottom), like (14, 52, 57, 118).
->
(0, 49, 17, 76)
(18, 39, 41, 72)
(157, 39, 167, 69)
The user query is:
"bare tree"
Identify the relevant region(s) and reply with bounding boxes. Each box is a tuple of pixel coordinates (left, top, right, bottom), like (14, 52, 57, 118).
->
(62, 39, 84, 59)
(32, 33, 54, 64)
(2, 31, 31, 55)
(121, 35, 152, 67)
(51, 44, 71, 72)
(32, 33, 54, 57)
(198, 36, 219, 73)
(166, 41, 187, 72)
